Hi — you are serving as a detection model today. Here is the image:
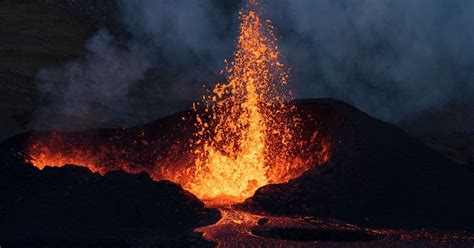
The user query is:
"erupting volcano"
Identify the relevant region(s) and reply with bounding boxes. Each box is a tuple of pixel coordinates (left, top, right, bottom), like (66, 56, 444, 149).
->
(22, 0, 330, 205)
(2, 0, 474, 246)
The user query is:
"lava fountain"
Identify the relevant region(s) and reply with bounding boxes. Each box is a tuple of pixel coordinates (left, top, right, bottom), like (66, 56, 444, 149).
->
(178, 0, 301, 203)
(23, 0, 330, 205)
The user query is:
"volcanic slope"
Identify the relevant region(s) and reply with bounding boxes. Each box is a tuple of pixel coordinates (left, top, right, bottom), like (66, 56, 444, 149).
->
(242, 99, 474, 229)
(1, 98, 473, 231)
(0, 149, 220, 247)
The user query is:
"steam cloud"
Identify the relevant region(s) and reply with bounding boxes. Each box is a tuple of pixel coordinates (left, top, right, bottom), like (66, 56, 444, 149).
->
(35, 0, 474, 132)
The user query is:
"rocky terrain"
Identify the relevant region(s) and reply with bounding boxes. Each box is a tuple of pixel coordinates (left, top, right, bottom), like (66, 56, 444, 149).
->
(0, 98, 473, 246)
(0, 148, 219, 247)
(2, 99, 473, 229)
(242, 99, 474, 229)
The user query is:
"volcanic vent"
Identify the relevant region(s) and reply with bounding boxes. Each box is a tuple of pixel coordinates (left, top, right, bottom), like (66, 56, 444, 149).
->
(16, 0, 331, 204)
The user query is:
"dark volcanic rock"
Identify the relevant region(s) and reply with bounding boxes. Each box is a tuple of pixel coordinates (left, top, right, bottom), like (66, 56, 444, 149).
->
(0, 150, 220, 246)
(242, 99, 474, 229)
(251, 226, 379, 242)
(1, 98, 473, 242)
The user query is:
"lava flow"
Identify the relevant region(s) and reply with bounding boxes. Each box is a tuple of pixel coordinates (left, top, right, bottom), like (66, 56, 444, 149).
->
(23, 0, 330, 205)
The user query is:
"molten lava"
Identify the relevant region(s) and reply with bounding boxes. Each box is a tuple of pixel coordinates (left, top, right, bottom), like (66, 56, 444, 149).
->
(23, 0, 331, 205)
(27, 132, 103, 173)
(179, 1, 301, 202)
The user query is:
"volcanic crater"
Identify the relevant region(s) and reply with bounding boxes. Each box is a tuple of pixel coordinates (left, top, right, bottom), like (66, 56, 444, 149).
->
(1, 99, 473, 246)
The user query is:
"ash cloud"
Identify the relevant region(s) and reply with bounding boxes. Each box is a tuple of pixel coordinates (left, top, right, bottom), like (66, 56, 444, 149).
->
(34, 0, 474, 132)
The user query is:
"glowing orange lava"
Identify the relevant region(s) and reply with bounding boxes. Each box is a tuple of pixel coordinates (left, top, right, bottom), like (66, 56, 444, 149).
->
(24, 0, 330, 205)
(173, 0, 304, 202)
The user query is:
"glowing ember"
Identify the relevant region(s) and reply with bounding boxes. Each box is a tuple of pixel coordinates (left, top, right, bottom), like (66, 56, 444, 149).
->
(176, 1, 296, 202)
(24, 131, 154, 176)
(27, 132, 102, 173)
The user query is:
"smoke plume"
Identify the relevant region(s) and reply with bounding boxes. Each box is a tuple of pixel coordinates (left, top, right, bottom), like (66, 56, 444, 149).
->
(34, 0, 474, 132)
